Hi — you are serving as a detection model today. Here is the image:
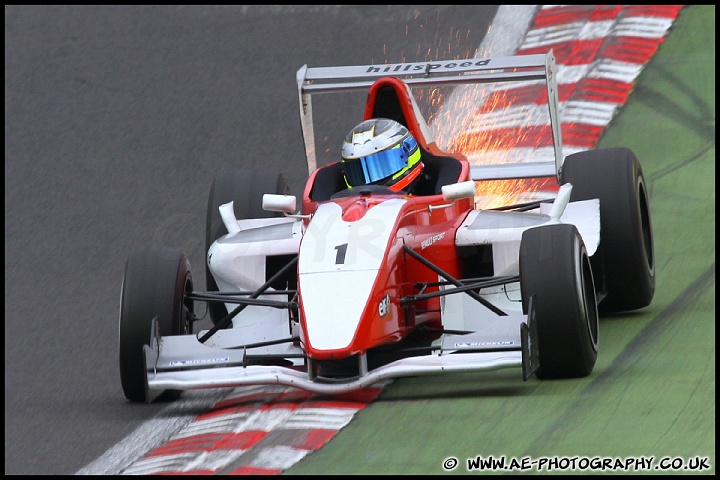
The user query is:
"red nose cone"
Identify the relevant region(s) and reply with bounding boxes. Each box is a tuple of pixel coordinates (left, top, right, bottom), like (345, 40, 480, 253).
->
(336, 193, 394, 222)
(341, 199, 370, 222)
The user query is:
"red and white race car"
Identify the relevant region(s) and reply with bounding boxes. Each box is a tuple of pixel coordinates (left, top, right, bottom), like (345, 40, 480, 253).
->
(119, 51, 655, 402)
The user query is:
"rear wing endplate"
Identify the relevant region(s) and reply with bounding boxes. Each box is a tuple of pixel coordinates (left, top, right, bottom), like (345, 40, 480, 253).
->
(296, 51, 563, 181)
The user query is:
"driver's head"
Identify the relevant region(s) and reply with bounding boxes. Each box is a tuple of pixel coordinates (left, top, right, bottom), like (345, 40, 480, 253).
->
(340, 118, 423, 192)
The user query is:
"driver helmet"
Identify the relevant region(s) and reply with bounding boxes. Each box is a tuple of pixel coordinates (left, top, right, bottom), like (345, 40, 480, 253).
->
(341, 118, 423, 192)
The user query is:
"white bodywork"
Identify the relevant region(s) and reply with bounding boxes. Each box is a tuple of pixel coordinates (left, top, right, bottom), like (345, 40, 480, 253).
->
(455, 196, 600, 276)
(298, 199, 405, 350)
(444, 184, 599, 327)
(206, 215, 302, 348)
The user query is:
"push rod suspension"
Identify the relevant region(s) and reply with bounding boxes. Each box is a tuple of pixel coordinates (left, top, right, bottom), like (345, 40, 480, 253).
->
(403, 245, 506, 316)
(199, 255, 298, 343)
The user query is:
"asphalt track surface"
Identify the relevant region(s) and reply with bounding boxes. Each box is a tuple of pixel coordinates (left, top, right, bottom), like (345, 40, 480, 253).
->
(4, 5, 500, 475)
(4, 5, 714, 475)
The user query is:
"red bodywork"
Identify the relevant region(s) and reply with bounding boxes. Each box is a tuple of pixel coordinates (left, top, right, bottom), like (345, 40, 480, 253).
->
(297, 76, 473, 360)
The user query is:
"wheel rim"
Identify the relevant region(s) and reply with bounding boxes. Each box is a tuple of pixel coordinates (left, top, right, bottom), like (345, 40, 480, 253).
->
(580, 247, 599, 349)
(180, 273, 194, 335)
(637, 176, 655, 277)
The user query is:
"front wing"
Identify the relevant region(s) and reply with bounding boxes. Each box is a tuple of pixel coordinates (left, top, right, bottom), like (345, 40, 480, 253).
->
(143, 301, 540, 399)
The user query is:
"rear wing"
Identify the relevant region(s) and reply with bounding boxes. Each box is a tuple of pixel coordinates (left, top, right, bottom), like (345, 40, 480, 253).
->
(296, 50, 563, 182)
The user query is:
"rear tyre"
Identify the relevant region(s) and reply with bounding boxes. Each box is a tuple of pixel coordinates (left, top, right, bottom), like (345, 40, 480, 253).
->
(561, 148, 655, 313)
(119, 247, 194, 402)
(205, 170, 289, 324)
(520, 224, 599, 379)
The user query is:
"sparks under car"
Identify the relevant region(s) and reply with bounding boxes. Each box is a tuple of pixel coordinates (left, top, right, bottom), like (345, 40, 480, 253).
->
(119, 51, 655, 402)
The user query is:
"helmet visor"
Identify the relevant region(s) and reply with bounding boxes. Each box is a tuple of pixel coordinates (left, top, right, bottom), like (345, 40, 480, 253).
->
(342, 137, 418, 187)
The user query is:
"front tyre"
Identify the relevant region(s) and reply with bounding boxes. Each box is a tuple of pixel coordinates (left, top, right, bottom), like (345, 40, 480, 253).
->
(119, 247, 194, 402)
(520, 224, 599, 379)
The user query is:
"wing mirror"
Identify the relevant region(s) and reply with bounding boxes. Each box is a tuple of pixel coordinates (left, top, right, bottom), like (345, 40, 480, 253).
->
(442, 180, 476, 202)
(262, 194, 297, 214)
(429, 181, 476, 212)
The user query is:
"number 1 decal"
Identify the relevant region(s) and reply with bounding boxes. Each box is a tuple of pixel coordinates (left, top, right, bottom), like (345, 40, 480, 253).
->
(334, 243, 348, 264)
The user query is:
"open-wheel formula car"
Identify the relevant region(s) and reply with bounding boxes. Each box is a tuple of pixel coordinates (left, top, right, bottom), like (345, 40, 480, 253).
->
(119, 51, 655, 402)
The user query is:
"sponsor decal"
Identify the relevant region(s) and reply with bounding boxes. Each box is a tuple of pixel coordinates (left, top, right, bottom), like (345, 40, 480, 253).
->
(169, 357, 230, 366)
(366, 59, 491, 74)
(378, 294, 390, 317)
(454, 341, 515, 347)
(421, 232, 445, 249)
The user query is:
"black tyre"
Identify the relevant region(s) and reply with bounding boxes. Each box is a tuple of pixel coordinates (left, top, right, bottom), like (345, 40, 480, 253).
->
(119, 247, 194, 402)
(561, 147, 655, 313)
(205, 170, 289, 324)
(520, 224, 599, 379)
